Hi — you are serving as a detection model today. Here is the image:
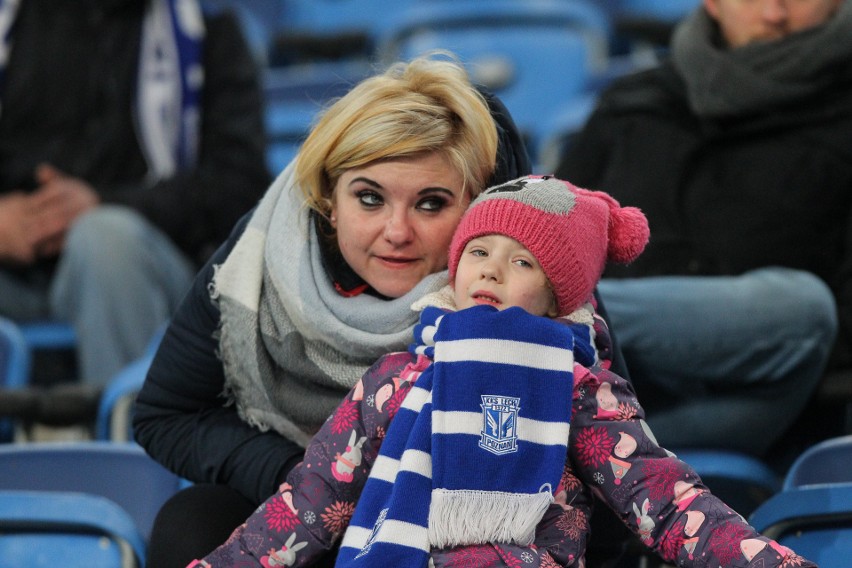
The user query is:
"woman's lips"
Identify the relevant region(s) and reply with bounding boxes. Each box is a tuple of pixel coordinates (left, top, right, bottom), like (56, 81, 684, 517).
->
(375, 255, 418, 268)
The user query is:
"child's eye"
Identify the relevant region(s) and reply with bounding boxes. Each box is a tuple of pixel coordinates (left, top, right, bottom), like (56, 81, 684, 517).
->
(469, 248, 487, 257)
(514, 258, 533, 268)
(356, 190, 383, 207)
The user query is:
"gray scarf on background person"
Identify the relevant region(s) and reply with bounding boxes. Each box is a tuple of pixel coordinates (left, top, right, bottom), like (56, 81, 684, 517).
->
(671, 2, 852, 118)
(210, 162, 449, 447)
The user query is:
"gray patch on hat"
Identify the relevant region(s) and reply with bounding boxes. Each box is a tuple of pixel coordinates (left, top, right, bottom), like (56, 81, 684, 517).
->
(471, 176, 576, 215)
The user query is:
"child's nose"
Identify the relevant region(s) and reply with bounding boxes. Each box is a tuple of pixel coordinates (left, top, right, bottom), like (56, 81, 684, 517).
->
(481, 261, 501, 281)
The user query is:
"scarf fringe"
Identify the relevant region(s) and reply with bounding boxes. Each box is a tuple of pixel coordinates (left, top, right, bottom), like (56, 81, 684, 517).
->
(428, 488, 553, 548)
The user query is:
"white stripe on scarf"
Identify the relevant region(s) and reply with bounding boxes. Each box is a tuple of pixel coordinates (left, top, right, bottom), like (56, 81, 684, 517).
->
(436, 338, 574, 371)
(339, 306, 581, 566)
(432, 410, 570, 445)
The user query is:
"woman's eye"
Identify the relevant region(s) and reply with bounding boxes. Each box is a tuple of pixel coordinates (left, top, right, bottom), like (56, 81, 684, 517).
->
(417, 196, 448, 212)
(356, 191, 383, 207)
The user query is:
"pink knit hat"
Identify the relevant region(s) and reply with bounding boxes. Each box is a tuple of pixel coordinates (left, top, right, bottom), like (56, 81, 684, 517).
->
(449, 175, 650, 316)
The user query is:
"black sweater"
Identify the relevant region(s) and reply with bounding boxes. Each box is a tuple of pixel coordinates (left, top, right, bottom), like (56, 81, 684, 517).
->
(558, 60, 852, 367)
(0, 0, 271, 267)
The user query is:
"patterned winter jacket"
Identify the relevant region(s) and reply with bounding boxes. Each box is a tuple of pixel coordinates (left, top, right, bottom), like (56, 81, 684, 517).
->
(190, 307, 815, 568)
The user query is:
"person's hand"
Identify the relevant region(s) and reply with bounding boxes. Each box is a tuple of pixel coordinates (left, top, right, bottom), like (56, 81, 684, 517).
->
(0, 192, 44, 264)
(29, 163, 100, 258)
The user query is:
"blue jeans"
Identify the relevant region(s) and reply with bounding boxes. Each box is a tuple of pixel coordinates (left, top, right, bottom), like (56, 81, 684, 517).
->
(0, 206, 195, 387)
(597, 267, 837, 456)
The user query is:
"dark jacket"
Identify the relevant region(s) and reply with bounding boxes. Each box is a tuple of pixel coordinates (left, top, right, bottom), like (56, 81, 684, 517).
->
(0, 0, 271, 266)
(133, 95, 572, 506)
(557, 60, 852, 367)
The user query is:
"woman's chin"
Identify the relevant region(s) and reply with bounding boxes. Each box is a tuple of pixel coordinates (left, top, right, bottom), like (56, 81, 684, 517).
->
(369, 272, 431, 299)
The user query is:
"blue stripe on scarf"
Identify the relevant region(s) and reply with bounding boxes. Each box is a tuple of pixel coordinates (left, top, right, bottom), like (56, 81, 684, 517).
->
(167, 0, 203, 170)
(340, 306, 582, 566)
(136, 0, 204, 178)
(338, 372, 434, 567)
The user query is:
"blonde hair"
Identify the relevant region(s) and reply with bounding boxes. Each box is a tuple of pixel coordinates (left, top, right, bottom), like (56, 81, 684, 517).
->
(295, 55, 498, 217)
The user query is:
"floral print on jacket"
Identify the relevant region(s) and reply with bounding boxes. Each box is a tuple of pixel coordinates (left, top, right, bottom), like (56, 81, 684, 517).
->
(190, 308, 814, 568)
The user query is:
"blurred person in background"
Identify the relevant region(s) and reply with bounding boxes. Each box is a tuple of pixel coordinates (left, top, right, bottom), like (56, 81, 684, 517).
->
(0, 0, 270, 387)
(557, 0, 850, 459)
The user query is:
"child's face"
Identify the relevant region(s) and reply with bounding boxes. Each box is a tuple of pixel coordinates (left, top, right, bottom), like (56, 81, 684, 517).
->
(453, 234, 558, 317)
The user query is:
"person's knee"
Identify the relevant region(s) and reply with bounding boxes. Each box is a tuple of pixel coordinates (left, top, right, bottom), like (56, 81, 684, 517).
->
(751, 267, 838, 346)
(63, 206, 150, 269)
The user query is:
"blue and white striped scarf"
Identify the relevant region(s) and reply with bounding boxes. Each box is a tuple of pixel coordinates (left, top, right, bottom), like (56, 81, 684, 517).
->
(0, 0, 203, 179)
(337, 305, 589, 567)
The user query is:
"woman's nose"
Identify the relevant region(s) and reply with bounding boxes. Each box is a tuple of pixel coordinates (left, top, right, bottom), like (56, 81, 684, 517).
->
(383, 210, 414, 244)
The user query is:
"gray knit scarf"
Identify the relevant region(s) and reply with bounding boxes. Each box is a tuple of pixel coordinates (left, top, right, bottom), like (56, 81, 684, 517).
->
(671, 2, 852, 118)
(210, 163, 449, 447)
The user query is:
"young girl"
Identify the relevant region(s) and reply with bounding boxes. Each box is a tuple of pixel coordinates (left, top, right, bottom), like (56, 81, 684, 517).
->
(190, 176, 815, 568)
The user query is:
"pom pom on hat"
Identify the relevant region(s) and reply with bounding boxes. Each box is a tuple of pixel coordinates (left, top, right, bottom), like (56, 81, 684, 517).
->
(570, 186, 650, 265)
(449, 176, 650, 316)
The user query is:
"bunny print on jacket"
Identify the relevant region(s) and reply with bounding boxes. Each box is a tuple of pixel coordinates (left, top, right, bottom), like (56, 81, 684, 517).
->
(189, 309, 814, 567)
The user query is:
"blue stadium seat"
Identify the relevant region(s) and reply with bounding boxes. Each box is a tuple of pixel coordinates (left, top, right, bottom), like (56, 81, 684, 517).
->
(95, 325, 166, 442)
(96, 354, 154, 442)
(0, 318, 31, 441)
(534, 92, 599, 173)
(378, 0, 611, 167)
(18, 320, 77, 353)
(746, 435, 852, 565)
(264, 98, 321, 174)
(783, 434, 852, 490)
(0, 441, 184, 543)
(749, 482, 852, 566)
(0, 318, 29, 390)
(0, 489, 146, 568)
(278, 0, 418, 56)
(262, 59, 371, 174)
(18, 320, 78, 386)
(614, 0, 700, 24)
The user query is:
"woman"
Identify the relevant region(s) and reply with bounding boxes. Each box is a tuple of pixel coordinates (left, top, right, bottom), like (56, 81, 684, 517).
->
(133, 55, 534, 566)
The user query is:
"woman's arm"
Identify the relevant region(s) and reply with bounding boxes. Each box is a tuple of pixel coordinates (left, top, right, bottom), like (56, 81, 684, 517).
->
(193, 351, 424, 567)
(133, 213, 304, 505)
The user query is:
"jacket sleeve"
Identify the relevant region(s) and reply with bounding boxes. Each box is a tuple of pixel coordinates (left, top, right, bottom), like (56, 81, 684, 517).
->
(194, 351, 426, 568)
(531, 467, 595, 566)
(133, 212, 305, 505)
(568, 364, 817, 568)
(102, 10, 271, 264)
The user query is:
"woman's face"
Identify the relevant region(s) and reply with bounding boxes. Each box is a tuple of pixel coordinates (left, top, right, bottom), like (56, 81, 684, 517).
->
(330, 153, 468, 299)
